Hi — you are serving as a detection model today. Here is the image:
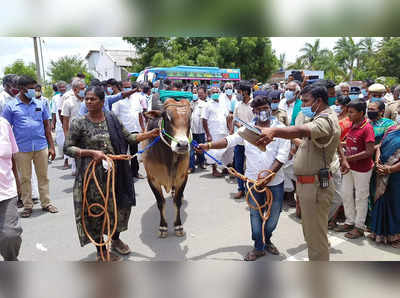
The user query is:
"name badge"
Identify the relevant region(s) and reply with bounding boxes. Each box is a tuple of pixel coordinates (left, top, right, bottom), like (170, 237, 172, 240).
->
(35, 108, 42, 112)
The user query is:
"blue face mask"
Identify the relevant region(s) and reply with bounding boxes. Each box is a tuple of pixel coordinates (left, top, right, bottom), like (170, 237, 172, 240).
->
(107, 87, 114, 95)
(192, 94, 198, 101)
(328, 96, 337, 106)
(349, 94, 359, 101)
(123, 87, 132, 92)
(371, 97, 382, 102)
(78, 89, 85, 98)
(225, 89, 233, 96)
(301, 106, 315, 118)
(271, 102, 279, 111)
(285, 90, 295, 101)
(361, 89, 368, 96)
(24, 88, 36, 99)
(211, 93, 219, 101)
(152, 87, 158, 93)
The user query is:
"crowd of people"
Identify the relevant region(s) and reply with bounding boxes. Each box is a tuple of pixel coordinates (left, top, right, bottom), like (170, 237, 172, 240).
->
(0, 70, 400, 262)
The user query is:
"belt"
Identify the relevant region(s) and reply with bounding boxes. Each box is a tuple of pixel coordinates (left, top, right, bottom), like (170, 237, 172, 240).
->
(296, 173, 332, 184)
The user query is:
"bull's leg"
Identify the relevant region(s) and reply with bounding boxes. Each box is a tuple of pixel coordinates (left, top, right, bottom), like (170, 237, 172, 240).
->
(148, 180, 168, 238)
(173, 178, 187, 237)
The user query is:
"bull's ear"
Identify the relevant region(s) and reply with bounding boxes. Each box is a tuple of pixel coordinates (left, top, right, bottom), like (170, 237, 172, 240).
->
(144, 110, 162, 120)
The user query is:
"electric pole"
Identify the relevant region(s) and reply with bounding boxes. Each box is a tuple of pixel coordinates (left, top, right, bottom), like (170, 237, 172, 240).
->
(33, 37, 42, 84)
(39, 37, 46, 83)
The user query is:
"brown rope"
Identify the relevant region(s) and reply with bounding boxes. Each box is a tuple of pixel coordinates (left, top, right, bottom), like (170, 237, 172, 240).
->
(227, 167, 276, 244)
(81, 154, 132, 262)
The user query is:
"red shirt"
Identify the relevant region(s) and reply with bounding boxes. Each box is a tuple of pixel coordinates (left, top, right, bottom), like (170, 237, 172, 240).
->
(345, 118, 375, 172)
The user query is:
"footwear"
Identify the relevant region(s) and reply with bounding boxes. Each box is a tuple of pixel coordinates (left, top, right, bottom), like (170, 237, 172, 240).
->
(32, 198, 39, 205)
(199, 164, 207, 170)
(111, 239, 131, 255)
(244, 250, 266, 261)
(222, 168, 229, 175)
(42, 204, 59, 213)
(345, 228, 364, 239)
(97, 251, 122, 262)
(334, 224, 354, 233)
(328, 220, 338, 230)
(265, 242, 280, 255)
(21, 208, 33, 218)
(233, 191, 245, 199)
(17, 199, 24, 209)
(134, 173, 145, 179)
(391, 240, 400, 249)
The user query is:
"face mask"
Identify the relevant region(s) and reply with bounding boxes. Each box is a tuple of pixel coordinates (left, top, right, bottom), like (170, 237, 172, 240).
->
(78, 90, 85, 98)
(367, 111, 379, 120)
(123, 87, 132, 92)
(192, 94, 198, 101)
(328, 96, 337, 106)
(361, 89, 368, 96)
(256, 110, 271, 122)
(211, 93, 219, 101)
(285, 90, 295, 101)
(271, 102, 279, 111)
(152, 87, 158, 93)
(349, 94, 359, 101)
(225, 89, 233, 96)
(24, 88, 35, 99)
(371, 97, 382, 102)
(301, 100, 318, 118)
(107, 87, 114, 95)
(35, 91, 41, 98)
(333, 105, 342, 114)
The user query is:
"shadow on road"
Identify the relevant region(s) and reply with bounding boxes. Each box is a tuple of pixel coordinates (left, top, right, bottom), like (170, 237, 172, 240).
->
(139, 195, 189, 261)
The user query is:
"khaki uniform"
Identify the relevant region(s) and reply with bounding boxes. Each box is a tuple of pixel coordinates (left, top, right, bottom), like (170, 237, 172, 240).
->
(384, 101, 400, 121)
(272, 109, 289, 126)
(293, 108, 341, 261)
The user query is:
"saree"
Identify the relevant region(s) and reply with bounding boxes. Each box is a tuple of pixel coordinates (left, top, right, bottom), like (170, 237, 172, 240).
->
(369, 128, 400, 244)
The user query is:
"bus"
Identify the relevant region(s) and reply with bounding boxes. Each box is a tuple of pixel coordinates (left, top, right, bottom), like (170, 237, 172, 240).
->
(131, 65, 241, 87)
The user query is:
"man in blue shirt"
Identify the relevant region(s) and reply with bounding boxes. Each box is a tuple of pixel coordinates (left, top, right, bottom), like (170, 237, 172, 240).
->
(2, 75, 58, 218)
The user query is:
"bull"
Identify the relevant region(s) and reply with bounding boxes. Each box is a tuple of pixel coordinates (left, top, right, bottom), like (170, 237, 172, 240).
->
(143, 97, 192, 238)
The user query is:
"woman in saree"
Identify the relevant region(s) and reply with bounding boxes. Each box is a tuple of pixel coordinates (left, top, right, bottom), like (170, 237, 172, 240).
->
(368, 124, 400, 248)
(64, 86, 159, 262)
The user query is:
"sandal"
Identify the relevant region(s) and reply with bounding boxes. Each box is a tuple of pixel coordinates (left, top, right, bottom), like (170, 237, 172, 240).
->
(111, 239, 131, 255)
(265, 243, 280, 255)
(97, 251, 122, 262)
(345, 228, 364, 239)
(42, 204, 59, 213)
(391, 240, 400, 249)
(334, 224, 354, 233)
(21, 208, 33, 218)
(328, 221, 337, 230)
(244, 250, 266, 261)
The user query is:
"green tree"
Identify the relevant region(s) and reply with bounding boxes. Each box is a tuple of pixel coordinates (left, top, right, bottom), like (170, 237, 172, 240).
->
(374, 37, 400, 79)
(278, 53, 286, 70)
(299, 39, 329, 69)
(333, 37, 360, 81)
(4, 59, 37, 80)
(287, 57, 306, 70)
(313, 51, 344, 82)
(47, 55, 91, 83)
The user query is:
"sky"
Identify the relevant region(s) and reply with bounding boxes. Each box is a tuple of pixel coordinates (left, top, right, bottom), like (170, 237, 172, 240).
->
(0, 37, 365, 78)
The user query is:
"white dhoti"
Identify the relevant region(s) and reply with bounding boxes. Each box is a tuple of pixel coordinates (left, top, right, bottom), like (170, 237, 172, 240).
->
(283, 159, 296, 192)
(55, 127, 65, 158)
(206, 133, 233, 168)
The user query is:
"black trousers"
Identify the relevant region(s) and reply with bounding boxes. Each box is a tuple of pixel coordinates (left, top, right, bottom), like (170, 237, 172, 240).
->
(129, 132, 139, 177)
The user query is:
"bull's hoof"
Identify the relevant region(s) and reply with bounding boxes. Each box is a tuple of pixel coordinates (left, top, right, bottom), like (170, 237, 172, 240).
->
(159, 227, 168, 238)
(174, 226, 185, 237)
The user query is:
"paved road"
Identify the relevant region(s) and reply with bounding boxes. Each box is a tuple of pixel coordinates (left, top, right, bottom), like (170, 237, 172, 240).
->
(18, 155, 400, 261)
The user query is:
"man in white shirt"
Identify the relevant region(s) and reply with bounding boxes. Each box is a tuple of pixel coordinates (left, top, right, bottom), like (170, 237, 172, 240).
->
(198, 96, 290, 260)
(278, 81, 300, 125)
(112, 80, 145, 179)
(202, 87, 231, 177)
(232, 81, 254, 198)
(219, 83, 237, 132)
(189, 86, 208, 173)
(51, 81, 69, 169)
(0, 74, 18, 115)
(61, 78, 86, 175)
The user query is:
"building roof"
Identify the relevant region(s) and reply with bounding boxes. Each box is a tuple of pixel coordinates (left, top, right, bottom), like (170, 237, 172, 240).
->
(85, 48, 136, 67)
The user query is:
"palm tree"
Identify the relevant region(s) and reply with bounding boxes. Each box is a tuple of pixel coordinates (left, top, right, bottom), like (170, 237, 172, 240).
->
(299, 39, 329, 69)
(313, 51, 344, 82)
(278, 53, 286, 71)
(333, 37, 361, 81)
(287, 57, 306, 70)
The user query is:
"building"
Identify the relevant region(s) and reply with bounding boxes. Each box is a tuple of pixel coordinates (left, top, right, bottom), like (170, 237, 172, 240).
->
(85, 45, 136, 81)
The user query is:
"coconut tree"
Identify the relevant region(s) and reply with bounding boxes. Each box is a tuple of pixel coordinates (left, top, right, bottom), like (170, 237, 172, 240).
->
(299, 39, 329, 69)
(333, 37, 361, 81)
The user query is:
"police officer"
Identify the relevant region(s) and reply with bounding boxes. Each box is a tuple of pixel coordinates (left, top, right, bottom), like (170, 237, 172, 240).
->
(256, 84, 341, 261)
